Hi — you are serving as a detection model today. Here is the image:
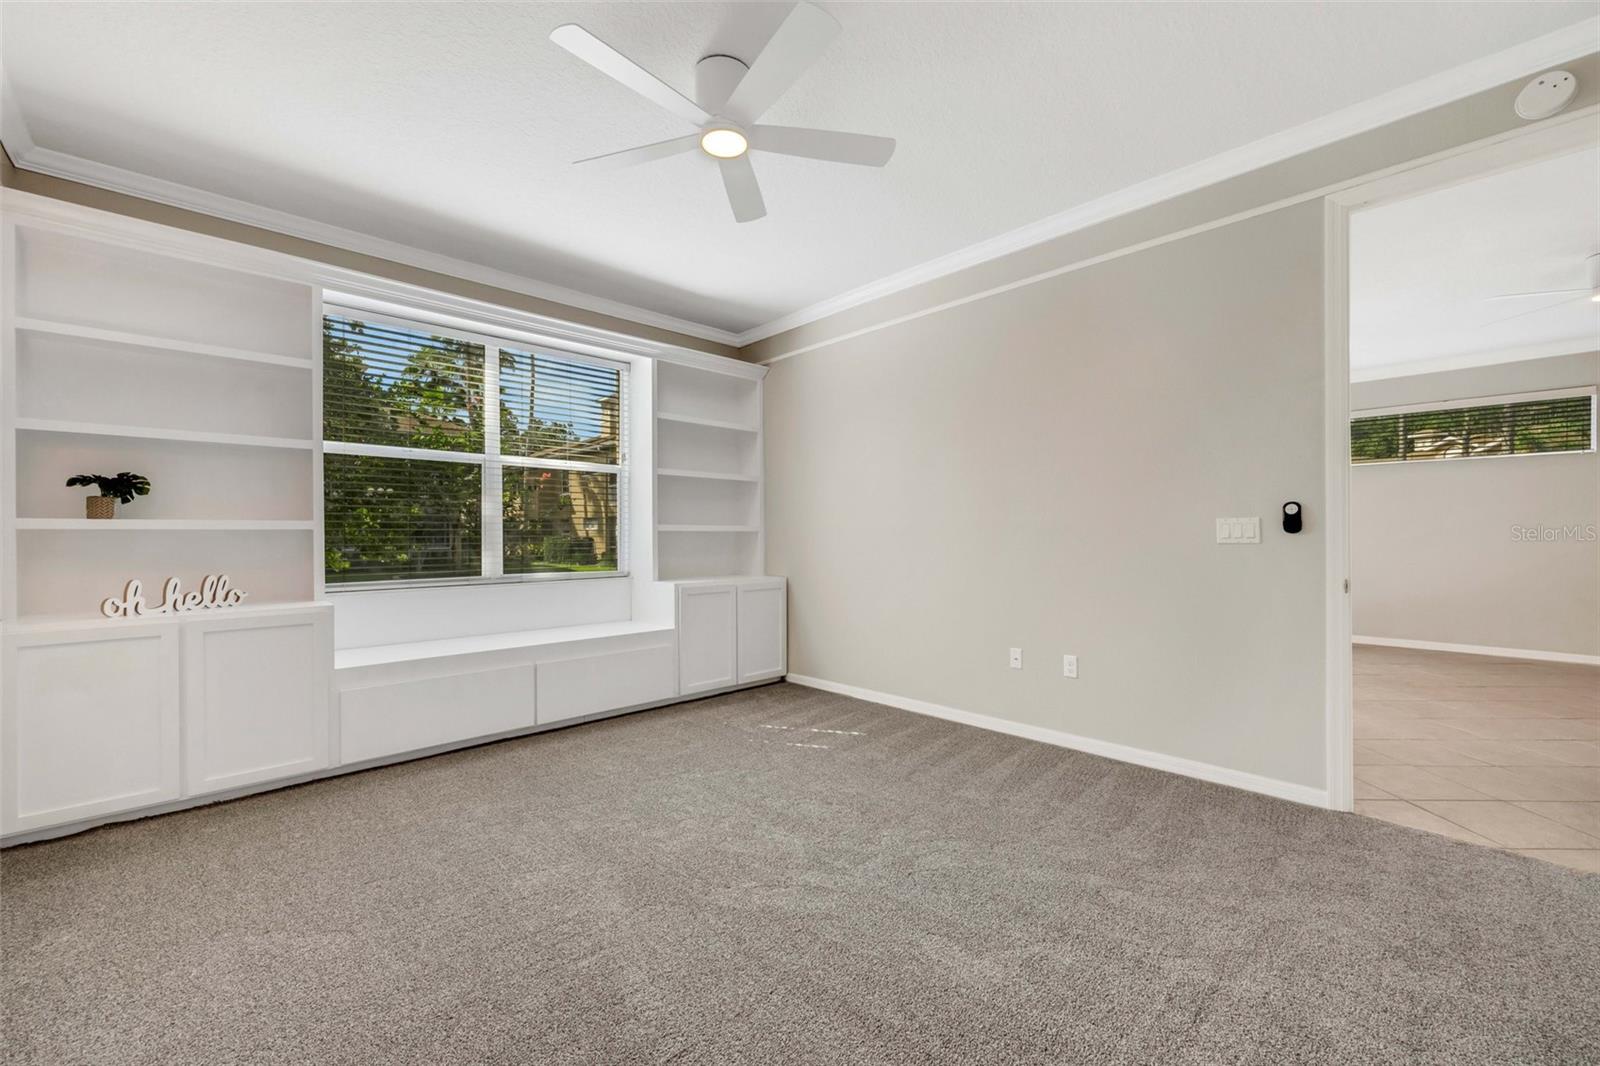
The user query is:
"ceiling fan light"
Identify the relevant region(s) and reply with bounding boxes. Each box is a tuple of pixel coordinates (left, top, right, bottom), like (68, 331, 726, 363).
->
(700, 128, 748, 159)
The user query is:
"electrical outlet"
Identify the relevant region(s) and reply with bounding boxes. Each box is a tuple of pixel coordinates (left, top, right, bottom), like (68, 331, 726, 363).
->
(1062, 654, 1078, 679)
(1008, 647, 1023, 670)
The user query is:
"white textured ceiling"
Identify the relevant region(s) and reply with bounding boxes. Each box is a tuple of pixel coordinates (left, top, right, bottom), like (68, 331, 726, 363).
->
(2, 2, 1595, 337)
(1350, 146, 1600, 376)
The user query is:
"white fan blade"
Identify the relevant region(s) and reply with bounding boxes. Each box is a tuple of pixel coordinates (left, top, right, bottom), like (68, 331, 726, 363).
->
(751, 125, 895, 166)
(721, 2, 840, 125)
(718, 155, 767, 222)
(1480, 294, 1589, 327)
(1488, 288, 1589, 300)
(575, 135, 701, 169)
(550, 24, 709, 126)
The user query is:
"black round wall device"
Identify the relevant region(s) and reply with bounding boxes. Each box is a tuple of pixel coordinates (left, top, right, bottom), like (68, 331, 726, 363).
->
(1282, 501, 1303, 534)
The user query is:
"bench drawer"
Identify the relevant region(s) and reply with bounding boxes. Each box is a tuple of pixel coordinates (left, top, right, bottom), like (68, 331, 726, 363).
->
(537, 642, 677, 726)
(339, 664, 536, 765)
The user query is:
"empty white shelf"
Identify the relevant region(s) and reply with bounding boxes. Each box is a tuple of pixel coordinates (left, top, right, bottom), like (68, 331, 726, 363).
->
(657, 524, 759, 533)
(15, 519, 314, 532)
(657, 467, 759, 483)
(15, 418, 315, 451)
(12, 316, 313, 370)
(656, 412, 759, 433)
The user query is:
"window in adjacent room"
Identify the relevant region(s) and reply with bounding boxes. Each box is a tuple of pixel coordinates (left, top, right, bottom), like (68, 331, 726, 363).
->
(322, 309, 626, 586)
(1351, 389, 1595, 464)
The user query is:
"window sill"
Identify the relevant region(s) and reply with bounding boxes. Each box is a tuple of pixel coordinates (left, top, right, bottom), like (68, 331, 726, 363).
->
(326, 571, 630, 594)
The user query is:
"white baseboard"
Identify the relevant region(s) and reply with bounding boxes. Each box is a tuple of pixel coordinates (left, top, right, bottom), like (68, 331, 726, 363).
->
(784, 674, 1330, 809)
(1353, 635, 1600, 666)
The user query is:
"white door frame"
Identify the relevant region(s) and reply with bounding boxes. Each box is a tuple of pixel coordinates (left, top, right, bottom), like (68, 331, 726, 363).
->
(1320, 106, 1599, 812)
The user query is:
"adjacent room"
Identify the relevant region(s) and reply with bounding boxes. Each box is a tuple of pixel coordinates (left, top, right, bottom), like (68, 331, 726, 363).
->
(1, 4, 1597, 1064)
(1347, 146, 1600, 870)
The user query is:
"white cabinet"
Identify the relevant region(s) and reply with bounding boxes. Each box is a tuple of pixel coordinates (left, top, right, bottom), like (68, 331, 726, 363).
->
(737, 580, 787, 684)
(677, 583, 738, 695)
(676, 578, 786, 695)
(1, 623, 181, 834)
(1, 605, 331, 836)
(182, 607, 332, 795)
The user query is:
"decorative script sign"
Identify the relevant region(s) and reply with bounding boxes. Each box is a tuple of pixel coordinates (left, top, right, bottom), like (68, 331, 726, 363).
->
(100, 575, 248, 619)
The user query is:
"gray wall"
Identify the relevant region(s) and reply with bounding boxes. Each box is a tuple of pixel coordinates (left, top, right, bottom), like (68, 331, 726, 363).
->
(1351, 353, 1600, 656)
(760, 55, 1600, 795)
(765, 200, 1329, 789)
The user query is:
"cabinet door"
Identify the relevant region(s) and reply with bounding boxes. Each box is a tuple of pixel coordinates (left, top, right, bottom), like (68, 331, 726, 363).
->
(182, 609, 332, 796)
(678, 583, 737, 695)
(737, 580, 787, 684)
(2, 623, 181, 835)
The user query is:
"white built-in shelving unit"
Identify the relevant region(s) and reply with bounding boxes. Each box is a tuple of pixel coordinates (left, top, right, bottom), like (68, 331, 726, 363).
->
(0, 190, 785, 844)
(653, 358, 765, 580)
(2, 220, 321, 622)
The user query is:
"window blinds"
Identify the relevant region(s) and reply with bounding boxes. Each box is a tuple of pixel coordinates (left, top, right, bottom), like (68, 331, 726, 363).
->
(323, 315, 485, 451)
(322, 312, 626, 586)
(498, 348, 621, 465)
(1352, 394, 1594, 464)
(323, 454, 483, 583)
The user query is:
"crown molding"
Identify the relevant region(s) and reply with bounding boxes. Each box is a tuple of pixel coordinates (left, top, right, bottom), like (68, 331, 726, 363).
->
(5, 18, 1596, 356)
(2, 141, 741, 349)
(1351, 337, 1600, 382)
(735, 17, 1600, 347)
(0, 67, 37, 161)
(1, 185, 764, 384)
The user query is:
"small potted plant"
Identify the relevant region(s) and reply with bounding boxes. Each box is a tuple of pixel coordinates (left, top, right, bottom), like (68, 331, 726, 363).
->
(66, 472, 151, 519)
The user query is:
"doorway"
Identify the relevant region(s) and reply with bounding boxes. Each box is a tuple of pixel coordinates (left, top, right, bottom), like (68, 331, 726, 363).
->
(1325, 109, 1600, 872)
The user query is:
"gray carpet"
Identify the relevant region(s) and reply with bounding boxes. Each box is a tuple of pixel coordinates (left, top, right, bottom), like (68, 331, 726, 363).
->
(3, 682, 1597, 1065)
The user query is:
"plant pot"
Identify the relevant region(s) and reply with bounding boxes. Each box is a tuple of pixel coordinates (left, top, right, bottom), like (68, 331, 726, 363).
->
(85, 496, 115, 520)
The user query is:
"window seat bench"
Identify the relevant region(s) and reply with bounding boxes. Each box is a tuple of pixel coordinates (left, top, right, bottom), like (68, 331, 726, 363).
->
(333, 620, 679, 767)
(334, 620, 673, 671)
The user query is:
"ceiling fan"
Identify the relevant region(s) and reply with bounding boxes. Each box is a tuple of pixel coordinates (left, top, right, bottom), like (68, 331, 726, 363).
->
(1482, 252, 1600, 327)
(549, 2, 894, 223)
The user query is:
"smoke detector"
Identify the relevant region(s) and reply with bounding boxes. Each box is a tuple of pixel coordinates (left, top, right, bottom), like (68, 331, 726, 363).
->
(1514, 70, 1577, 120)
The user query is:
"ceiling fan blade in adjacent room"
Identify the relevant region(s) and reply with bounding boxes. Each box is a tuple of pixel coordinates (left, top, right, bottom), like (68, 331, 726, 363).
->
(751, 125, 895, 166)
(1479, 294, 1590, 327)
(574, 135, 701, 169)
(549, 24, 710, 125)
(719, 155, 767, 223)
(721, 2, 841, 125)
(1487, 288, 1589, 300)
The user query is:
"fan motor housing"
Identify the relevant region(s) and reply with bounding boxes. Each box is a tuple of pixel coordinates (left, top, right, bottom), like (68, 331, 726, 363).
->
(696, 54, 749, 114)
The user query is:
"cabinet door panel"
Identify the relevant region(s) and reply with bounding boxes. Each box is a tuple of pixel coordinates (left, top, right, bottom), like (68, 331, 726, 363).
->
(183, 610, 331, 796)
(3, 626, 180, 834)
(339, 664, 537, 765)
(678, 584, 737, 695)
(537, 642, 676, 725)
(737, 581, 786, 684)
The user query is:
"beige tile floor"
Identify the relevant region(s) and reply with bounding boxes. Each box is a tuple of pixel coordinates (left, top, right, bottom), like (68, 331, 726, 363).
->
(1353, 644, 1600, 874)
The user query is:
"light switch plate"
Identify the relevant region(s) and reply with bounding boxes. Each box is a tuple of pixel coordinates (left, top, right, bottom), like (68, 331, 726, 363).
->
(1215, 517, 1261, 544)
(1008, 647, 1023, 669)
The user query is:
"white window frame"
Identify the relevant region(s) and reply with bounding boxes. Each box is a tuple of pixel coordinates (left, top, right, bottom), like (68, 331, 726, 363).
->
(322, 302, 629, 590)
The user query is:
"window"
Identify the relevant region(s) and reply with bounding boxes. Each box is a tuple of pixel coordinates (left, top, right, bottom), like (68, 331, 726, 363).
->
(1351, 391, 1595, 465)
(322, 310, 625, 586)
